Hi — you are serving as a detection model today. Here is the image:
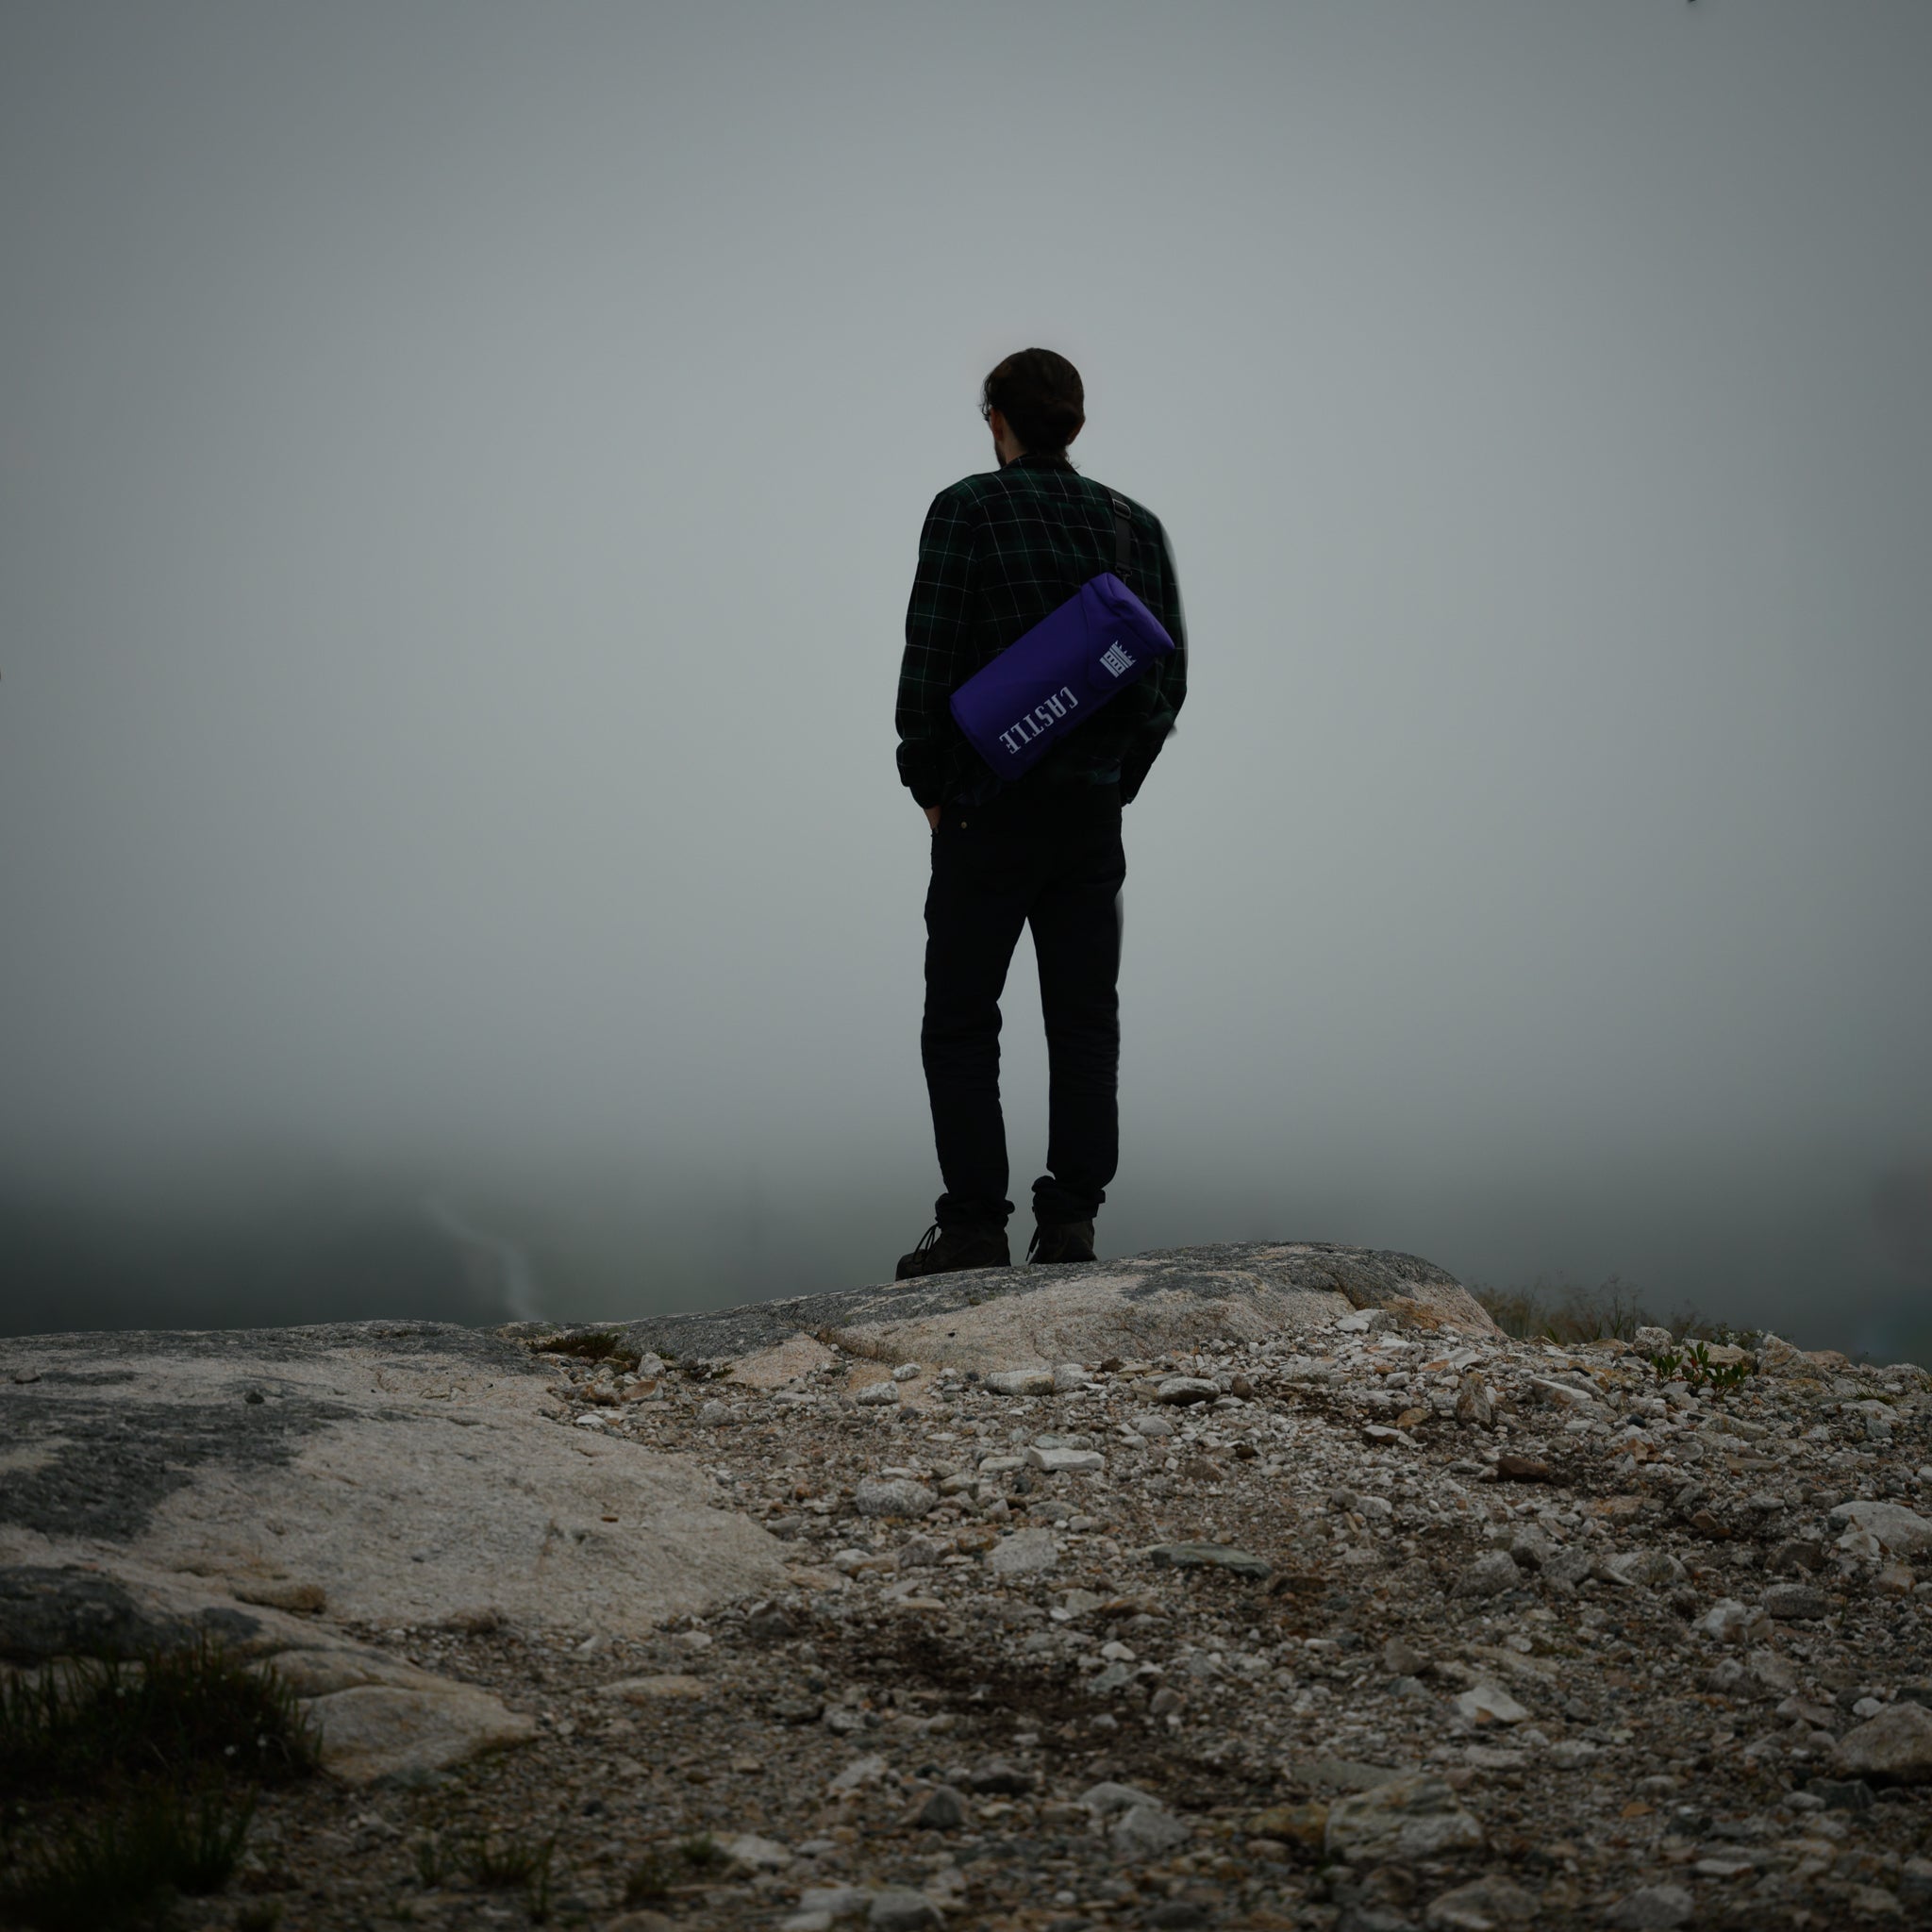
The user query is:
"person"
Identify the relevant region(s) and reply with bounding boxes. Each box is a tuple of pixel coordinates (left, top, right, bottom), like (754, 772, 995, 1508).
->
(893, 348, 1188, 1280)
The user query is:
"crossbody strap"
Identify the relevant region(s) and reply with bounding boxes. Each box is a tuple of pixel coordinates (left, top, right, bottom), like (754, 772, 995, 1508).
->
(1109, 492, 1133, 579)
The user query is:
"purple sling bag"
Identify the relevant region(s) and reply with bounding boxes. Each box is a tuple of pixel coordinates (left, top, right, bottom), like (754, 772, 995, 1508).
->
(948, 492, 1175, 780)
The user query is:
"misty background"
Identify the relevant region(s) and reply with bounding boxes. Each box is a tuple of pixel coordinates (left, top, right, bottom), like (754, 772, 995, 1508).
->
(3, 2, 1929, 1357)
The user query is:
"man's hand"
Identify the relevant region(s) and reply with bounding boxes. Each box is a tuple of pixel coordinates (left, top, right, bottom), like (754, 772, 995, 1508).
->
(924, 805, 941, 831)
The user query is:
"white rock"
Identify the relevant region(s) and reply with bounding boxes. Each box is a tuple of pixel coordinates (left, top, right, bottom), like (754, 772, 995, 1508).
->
(1027, 1446, 1105, 1474)
(1110, 1804, 1190, 1858)
(1451, 1683, 1530, 1726)
(985, 1528, 1058, 1576)
(827, 1752, 889, 1793)
(726, 1833, 792, 1872)
(855, 1383, 901, 1408)
(304, 1681, 537, 1785)
(985, 1369, 1056, 1396)
(1052, 1363, 1092, 1391)
(1829, 1501, 1932, 1557)
(891, 1362, 921, 1382)
(853, 1477, 936, 1518)
(1154, 1375, 1221, 1405)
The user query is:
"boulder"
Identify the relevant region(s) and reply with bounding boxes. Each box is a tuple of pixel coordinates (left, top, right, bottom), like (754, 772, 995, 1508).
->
(1836, 1703, 1932, 1784)
(0, 1321, 788, 1640)
(1325, 1774, 1484, 1860)
(600, 1242, 1497, 1377)
(305, 1679, 535, 1785)
(1829, 1501, 1932, 1557)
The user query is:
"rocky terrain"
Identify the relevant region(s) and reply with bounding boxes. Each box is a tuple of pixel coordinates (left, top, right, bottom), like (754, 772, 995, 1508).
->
(3, 1241, 1929, 1931)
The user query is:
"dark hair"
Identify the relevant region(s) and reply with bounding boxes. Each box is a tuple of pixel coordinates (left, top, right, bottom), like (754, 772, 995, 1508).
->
(980, 348, 1084, 462)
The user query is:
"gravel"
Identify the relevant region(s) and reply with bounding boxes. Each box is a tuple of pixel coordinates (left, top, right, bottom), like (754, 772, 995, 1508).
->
(35, 1296, 1929, 1929)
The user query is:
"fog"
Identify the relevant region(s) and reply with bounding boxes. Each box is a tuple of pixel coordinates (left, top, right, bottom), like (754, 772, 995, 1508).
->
(4, 2, 1929, 1357)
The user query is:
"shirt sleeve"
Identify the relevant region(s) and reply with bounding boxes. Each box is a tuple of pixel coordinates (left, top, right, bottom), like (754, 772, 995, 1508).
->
(895, 486, 978, 807)
(1120, 516, 1188, 804)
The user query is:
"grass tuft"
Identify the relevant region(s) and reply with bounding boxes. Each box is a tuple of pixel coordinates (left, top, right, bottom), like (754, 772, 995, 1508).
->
(0, 1785, 255, 1930)
(0, 1637, 317, 1802)
(537, 1329, 640, 1371)
(463, 1831, 556, 1920)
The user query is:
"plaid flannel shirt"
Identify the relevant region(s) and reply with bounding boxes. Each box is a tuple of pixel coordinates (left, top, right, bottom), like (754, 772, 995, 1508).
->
(896, 453, 1188, 808)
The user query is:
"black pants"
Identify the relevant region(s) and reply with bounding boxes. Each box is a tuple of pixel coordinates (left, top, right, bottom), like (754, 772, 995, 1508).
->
(921, 781, 1125, 1230)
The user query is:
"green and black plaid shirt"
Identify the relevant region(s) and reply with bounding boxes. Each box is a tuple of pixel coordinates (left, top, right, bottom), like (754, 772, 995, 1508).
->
(896, 452, 1188, 808)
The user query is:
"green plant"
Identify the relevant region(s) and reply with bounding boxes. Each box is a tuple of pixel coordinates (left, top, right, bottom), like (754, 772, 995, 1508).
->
(0, 1785, 255, 1930)
(1645, 1339, 1754, 1401)
(464, 1831, 556, 1919)
(623, 1848, 675, 1905)
(410, 1831, 449, 1888)
(677, 1832, 726, 1872)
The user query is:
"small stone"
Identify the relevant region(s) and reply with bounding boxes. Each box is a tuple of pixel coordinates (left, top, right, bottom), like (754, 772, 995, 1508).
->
(1145, 1541, 1271, 1579)
(1455, 1374, 1494, 1428)
(606, 1674, 709, 1703)
(853, 1478, 936, 1518)
(1451, 1683, 1530, 1726)
(1246, 1802, 1328, 1849)
(914, 1784, 970, 1830)
(1835, 1703, 1932, 1784)
(697, 1400, 729, 1424)
(867, 1889, 941, 1930)
(966, 1759, 1033, 1794)
(855, 1383, 901, 1408)
(1453, 1552, 1524, 1599)
(827, 1753, 888, 1793)
(1602, 1883, 1693, 1929)
(1052, 1363, 1091, 1391)
(1131, 1413, 1176, 1438)
(1029, 1446, 1106, 1474)
(1632, 1326, 1674, 1355)
(1080, 1779, 1161, 1815)
(1548, 1739, 1598, 1769)
(1491, 1455, 1553, 1483)
(725, 1833, 792, 1872)
(799, 1886, 871, 1920)
(986, 1528, 1058, 1576)
(1695, 1597, 1769, 1643)
(1808, 1776, 1874, 1811)
(1383, 1637, 1426, 1676)
(1599, 1548, 1687, 1590)
(986, 1369, 1056, 1397)
(1846, 1885, 1904, 1919)
(1324, 1774, 1485, 1861)
(1424, 1874, 1541, 1929)
(1762, 1583, 1828, 1621)
(891, 1362, 921, 1381)
(1110, 1803, 1190, 1858)
(1154, 1376, 1221, 1405)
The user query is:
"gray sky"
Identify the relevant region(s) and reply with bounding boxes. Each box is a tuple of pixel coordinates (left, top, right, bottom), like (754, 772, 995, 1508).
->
(4, 1, 1929, 1348)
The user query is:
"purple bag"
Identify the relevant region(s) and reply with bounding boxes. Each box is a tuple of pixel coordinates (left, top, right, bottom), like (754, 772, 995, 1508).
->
(949, 494, 1176, 780)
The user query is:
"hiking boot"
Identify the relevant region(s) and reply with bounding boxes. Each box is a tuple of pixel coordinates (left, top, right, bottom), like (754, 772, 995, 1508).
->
(1026, 1219, 1096, 1265)
(894, 1221, 1010, 1281)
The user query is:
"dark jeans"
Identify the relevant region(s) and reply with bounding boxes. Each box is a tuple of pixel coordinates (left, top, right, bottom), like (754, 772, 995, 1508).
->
(921, 781, 1125, 1230)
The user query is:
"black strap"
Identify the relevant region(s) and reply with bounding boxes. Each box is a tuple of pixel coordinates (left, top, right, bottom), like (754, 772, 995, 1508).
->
(1109, 492, 1133, 579)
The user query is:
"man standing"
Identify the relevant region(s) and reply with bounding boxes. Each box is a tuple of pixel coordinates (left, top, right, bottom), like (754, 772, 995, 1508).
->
(894, 349, 1188, 1280)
